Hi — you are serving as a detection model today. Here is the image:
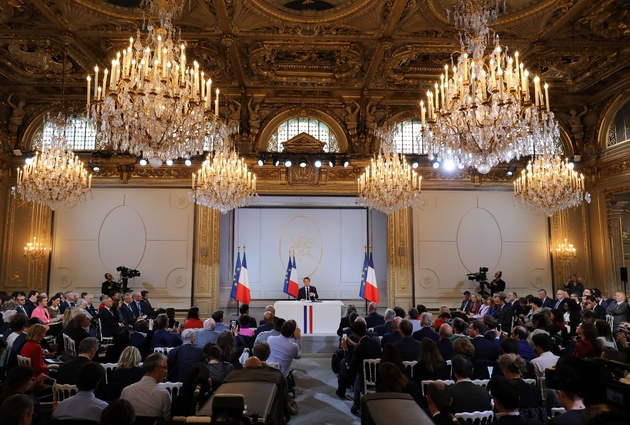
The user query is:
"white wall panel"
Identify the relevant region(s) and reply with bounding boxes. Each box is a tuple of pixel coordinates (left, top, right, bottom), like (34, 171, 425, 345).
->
(50, 189, 194, 308)
(413, 191, 551, 308)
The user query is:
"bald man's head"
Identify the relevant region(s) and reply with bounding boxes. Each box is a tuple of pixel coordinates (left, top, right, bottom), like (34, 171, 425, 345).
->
(244, 356, 262, 368)
(391, 317, 402, 331)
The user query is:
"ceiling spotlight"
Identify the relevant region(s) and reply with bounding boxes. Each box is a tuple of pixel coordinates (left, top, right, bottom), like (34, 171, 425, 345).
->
(314, 157, 322, 168)
(410, 157, 420, 169)
(138, 158, 148, 166)
(431, 159, 440, 169)
(88, 160, 100, 173)
(284, 157, 292, 167)
(328, 156, 335, 167)
(272, 155, 280, 167)
(342, 156, 349, 168)
(165, 159, 174, 166)
(257, 154, 266, 166)
(298, 156, 307, 168)
(506, 164, 517, 177)
(184, 158, 192, 166)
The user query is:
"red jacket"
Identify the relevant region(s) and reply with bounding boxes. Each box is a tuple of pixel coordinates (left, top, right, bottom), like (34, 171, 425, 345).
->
(21, 341, 48, 376)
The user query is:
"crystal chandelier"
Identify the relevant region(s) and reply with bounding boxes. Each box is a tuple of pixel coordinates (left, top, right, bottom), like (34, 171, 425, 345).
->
(87, 0, 220, 167)
(357, 120, 423, 215)
(447, 0, 505, 60)
(513, 154, 589, 217)
(421, 36, 559, 174)
(12, 113, 92, 209)
(190, 147, 258, 214)
(556, 239, 577, 264)
(24, 237, 48, 263)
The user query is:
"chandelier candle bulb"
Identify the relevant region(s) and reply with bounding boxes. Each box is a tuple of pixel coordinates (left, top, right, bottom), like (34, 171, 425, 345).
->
(514, 52, 519, 81)
(94, 66, 99, 97)
(215, 88, 219, 115)
(87, 76, 91, 106)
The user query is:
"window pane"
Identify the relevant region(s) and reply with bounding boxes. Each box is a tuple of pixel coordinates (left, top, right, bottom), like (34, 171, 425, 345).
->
(394, 119, 426, 154)
(36, 115, 97, 151)
(268, 117, 339, 153)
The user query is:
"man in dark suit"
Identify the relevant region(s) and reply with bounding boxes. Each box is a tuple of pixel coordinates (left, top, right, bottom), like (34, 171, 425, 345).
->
(436, 324, 456, 361)
(337, 320, 381, 414)
(592, 288, 612, 309)
(452, 291, 472, 320)
(25, 290, 38, 316)
(99, 295, 124, 337)
(15, 293, 29, 317)
(139, 290, 154, 316)
(469, 320, 499, 363)
(426, 381, 466, 425)
(83, 293, 97, 317)
(151, 314, 182, 348)
(130, 320, 153, 359)
(394, 319, 421, 361)
(297, 277, 318, 301)
(256, 311, 276, 336)
(606, 291, 629, 331)
(493, 292, 514, 333)
(364, 302, 385, 328)
(166, 329, 204, 382)
(487, 377, 536, 424)
(57, 337, 99, 385)
(553, 290, 568, 310)
(120, 293, 138, 325)
(584, 295, 606, 321)
(449, 355, 492, 413)
(374, 308, 396, 336)
(412, 312, 439, 342)
(537, 289, 554, 309)
(381, 317, 402, 347)
(59, 291, 76, 314)
(7, 317, 44, 371)
(549, 390, 585, 425)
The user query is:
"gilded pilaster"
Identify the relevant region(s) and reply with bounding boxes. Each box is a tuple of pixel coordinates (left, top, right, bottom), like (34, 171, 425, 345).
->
(193, 205, 221, 315)
(387, 208, 414, 311)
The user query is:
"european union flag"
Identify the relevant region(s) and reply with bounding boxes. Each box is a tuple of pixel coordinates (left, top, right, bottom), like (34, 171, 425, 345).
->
(230, 251, 241, 300)
(358, 250, 368, 299)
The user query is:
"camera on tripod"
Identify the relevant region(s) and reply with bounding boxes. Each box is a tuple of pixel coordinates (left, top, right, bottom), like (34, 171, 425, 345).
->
(116, 266, 141, 278)
(467, 267, 488, 282)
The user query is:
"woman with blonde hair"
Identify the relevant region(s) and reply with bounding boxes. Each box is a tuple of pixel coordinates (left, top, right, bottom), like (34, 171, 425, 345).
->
(467, 294, 482, 318)
(61, 306, 75, 329)
(104, 346, 143, 401)
(20, 323, 58, 377)
(453, 338, 475, 359)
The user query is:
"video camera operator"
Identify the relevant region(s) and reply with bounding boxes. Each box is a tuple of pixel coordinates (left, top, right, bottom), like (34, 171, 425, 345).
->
(489, 271, 505, 295)
(101, 273, 119, 296)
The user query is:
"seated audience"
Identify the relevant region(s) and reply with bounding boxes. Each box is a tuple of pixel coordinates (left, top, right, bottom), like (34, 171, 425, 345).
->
(407, 307, 421, 333)
(256, 311, 276, 336)
(436, 324, 456, 361)
(574, 322, 603, 359)
(426, 381, 465, 425)
(530, 334, 559, 379)
(413, 312, 439, 342)
(184, 306, 203, 329)
(52, 362, 108, 422)
(450, 318, 470, 342)
(549, 389, 585, 425)
(434, 311, 452, 331)
(166, 328, 204, 382)
(120, 353, 171, 420)
(151, 314, 182, 348)
(100, 399, 135, 425)
(381, 317, 403, 347)
(414, 338, 450, 382)
(267, 319, 302, 377)
(216, 329, 243, 367)
(364, 302, 385, 328)
(511, 326, 534, 361)
(449, 355, 492, 413)
(99, 295, 124, 337)
(487, 376, 532, 424)
(497, 353, 541, 408)
(57, 337, 99, 385)
(374, 308, 396, 336)
(0, 366, 44, 424)
(103, 346, 143, 401)
(103, 327, 131, 363)
(171, 363, 213, 417)
(377, 361, 423, 406)
(255, 318, 285, 345)
(20, 323, 57, 377)
(337, 304, 357, 336)
(194, 318, 220, 347)
(595, 321, 616, 348)
(72, 313, 92, 350)
(238, 314, 255, 337)
(239, 304, 258, 328)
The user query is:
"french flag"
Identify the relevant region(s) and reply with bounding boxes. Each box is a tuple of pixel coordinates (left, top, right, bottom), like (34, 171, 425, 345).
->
(288, 255, 299, 298)
(283, 253, 299, 298)
(363, 252, 379, 304)
(235, 251, 251, 304)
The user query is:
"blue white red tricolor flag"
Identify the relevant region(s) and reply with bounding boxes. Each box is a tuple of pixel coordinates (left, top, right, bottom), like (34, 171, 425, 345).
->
(235, 251, 251, 304)
(283, 252, 299, 298)
(362, 251, 379, 304)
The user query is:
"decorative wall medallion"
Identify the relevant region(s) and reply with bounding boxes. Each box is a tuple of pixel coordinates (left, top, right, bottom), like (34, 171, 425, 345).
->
(416, 268, 437, 289)
(279, 215, 323, 277)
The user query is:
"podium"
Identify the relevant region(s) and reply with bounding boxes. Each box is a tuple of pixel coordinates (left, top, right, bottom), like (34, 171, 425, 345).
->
(273, 300, 343, 334)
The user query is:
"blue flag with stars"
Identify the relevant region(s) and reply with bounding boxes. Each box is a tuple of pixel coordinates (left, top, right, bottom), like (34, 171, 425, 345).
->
(358, 250, 368, 298)
(230, 251, 241, 300)
(282, 253, 292, 296)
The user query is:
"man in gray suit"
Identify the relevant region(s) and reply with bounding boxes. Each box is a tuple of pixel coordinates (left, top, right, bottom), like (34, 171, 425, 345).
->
(606, 291, 628, 331)
(194, 318, 220, 347)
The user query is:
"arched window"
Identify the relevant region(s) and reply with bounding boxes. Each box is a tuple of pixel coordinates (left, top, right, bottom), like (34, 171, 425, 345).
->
(32, 115, 98, 151)
(268, 117, 339, 152)
(393, 119, 427, 154)
(608, 100, 630, 148)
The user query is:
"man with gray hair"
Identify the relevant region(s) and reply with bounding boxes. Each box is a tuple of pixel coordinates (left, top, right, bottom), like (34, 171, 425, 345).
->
(121, 353, 171, 419)
(364, 302, 384, 328)
(57, 337, 99, 385)
(194, 318, 219, 347)
(413, 312, 439, 342)
(60, 291, 76, 314)
(166, 328, 204, 382)
(374, 308, 396, 336)
(76, 298, 93, 319)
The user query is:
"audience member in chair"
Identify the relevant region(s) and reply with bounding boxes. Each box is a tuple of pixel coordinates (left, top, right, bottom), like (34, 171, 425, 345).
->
(204, 343, 234, 390)
(426, 381, 465, 425)
(0, 366, 44, 424)
(394, 319, 420, 360)
(151, 314, 182, 348)
(487, 376, 531, 424)
(381, 317, 403, 347)
(413, 312, 440, 342)
(52, 362, 108, 422)
(120, 353, 171, 420)
(448, 354, 492, 414)
(171, 363, 213, 417)
(166, 328, 204, 382)
(548, 389, 585, 425)
(497, 353, 541, 408)
(98, 295, 124, 337)
(103, 346, 143, 401)
(436, 324, 456, 361)
(267, 319, 302, 377)
(100, 399, 135, 425)
(130, 319, 153, 359)
(492, 338, 536, 380)
(468, 320, 499, 363)
(255, 317, 286, 345)
(20, 324, 57, 378)
(216, 329, 243, 367)
(194, 318, 220, 347)
(511, 326, 534, 361)
(0, 394, 34, 425)
(256, 311, 276, 336)
(530, 334, 559, 379)
(57, 337, 99, 385)
(184, 306, 203, 329)
(364, 302, 385, 328)
(373, 308, 396, 336)
(377, 361, 423, 407)
(414, 338, 450, 382)
(103, 327, 130, 363)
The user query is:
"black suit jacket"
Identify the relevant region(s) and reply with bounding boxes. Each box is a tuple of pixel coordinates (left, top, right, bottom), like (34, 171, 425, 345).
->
(374, 321, 393, 336)
(412, 327, 439, 343)
(471, 336, 499, 362)
(120, 302, 137, 325)
(394, 336, 422, 362)
(25, 300, 37, 316)
(540, 297, 554, 309)
(59, 301, 75, 314)
(364, 312, 385, 328)
(436, 338, 456, 361)
(494, 304, 514, 332)
(139, 299, 153, 314)
(297, 285, 318, 300)
(337, 317, 351, 336)
(346, 335, 381, 377)
(166, 343, 205, 382)
(381, 331, 402, 348)
(549, 410, 584, 425)
(99, 307, 120, 337)
(57, 356, 91, 385)
(255, 322, 274, 336)
(16, 305, 29, 317)
(449, 381, 492, 413)
(431, 413, 467, 425)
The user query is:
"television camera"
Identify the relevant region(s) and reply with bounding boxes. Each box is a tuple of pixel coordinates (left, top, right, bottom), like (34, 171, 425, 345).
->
(467, 267, 490, 295)
(116, 266, 140, 292)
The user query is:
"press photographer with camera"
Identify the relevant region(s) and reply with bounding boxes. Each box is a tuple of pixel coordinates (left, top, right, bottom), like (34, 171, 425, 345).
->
(101, 273, 118, 296)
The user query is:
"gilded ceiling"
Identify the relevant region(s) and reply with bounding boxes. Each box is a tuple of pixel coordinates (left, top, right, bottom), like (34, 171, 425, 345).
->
(0, 0, 628, 163)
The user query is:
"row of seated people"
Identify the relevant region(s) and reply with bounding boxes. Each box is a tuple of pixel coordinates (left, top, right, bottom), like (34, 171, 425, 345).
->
(333, 305, 630, 421)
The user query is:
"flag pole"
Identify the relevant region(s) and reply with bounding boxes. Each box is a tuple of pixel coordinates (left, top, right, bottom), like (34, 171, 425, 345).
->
(235, 244, 240, 316)
(287, 250, 291, 300)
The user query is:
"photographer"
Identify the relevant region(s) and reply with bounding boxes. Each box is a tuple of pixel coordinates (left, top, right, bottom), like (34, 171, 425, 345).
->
(489, 271, 506, 295)
(101, 273, 118, 296)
